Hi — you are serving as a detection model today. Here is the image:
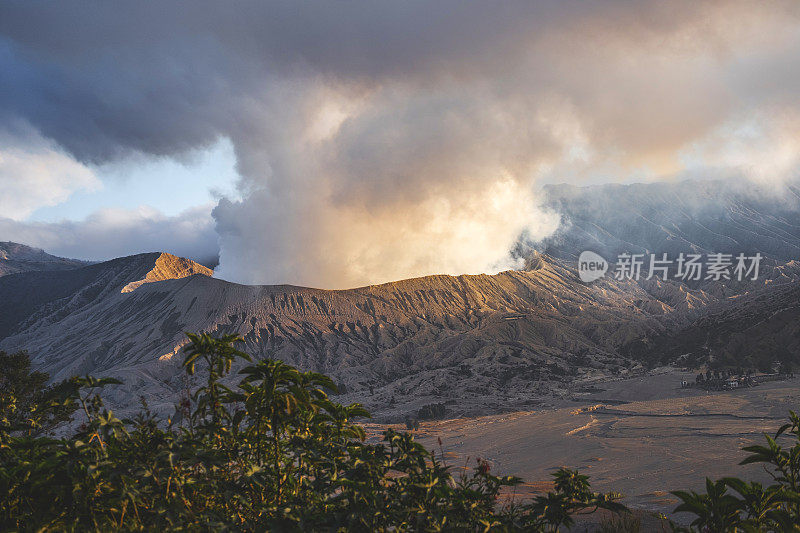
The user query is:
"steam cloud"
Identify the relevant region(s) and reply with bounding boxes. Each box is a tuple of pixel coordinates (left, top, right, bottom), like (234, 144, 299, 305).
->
(2, 1, 800, 287)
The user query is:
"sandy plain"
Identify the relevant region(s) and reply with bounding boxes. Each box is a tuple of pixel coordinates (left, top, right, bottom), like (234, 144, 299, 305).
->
(366, 370, 799, 526)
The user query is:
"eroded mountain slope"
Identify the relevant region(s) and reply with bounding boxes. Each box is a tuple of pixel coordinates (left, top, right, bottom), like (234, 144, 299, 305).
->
(540, 179, 800, 265)
(0, 251, 688, 418)
(6, 176, 800, 420)
(625, 277, 800, 372)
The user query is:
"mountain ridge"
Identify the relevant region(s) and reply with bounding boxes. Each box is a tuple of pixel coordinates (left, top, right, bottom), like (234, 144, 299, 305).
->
(0, 249, 676, 419)
(0, 241, 90, 277)
(539, 178, 800, 263)
(4, 178, 800, 420)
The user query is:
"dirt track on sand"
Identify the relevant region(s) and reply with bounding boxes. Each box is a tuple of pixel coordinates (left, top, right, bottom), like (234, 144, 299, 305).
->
(371, 372, 799, 521)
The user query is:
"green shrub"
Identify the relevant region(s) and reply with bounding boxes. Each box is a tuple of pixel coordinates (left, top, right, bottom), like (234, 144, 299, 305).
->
(5, 332, 797, 531)
(417, 402, 447, 420)
(599, 512, 641, 532)
(0, 333, 626, 531)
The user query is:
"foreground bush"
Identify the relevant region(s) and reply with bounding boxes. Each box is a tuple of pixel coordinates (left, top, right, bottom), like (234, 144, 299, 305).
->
(671, 411, 800, 532)
(0, 334, 625, 531)
(2, 333, 799, 531)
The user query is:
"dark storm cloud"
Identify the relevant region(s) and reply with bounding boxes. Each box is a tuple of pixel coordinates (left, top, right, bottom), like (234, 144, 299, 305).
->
(0, 0, 727, 163)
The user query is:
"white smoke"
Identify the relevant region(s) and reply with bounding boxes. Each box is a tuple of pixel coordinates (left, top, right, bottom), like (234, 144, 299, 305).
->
(212, 82, 568, 287)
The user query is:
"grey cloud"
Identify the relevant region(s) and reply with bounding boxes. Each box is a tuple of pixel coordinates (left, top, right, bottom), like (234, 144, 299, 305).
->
(2, 1, 800, 286)
(2, 0, 777, 164)
(0, 206, 219, 267)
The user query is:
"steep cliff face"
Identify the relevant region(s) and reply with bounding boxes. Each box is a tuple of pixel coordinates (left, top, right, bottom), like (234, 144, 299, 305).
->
(121, 253, 213, 293)
(624, 278, 800, 372)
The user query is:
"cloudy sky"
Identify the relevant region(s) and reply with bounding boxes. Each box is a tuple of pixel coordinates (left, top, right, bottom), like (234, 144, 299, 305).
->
(2, 1, 800, 288)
